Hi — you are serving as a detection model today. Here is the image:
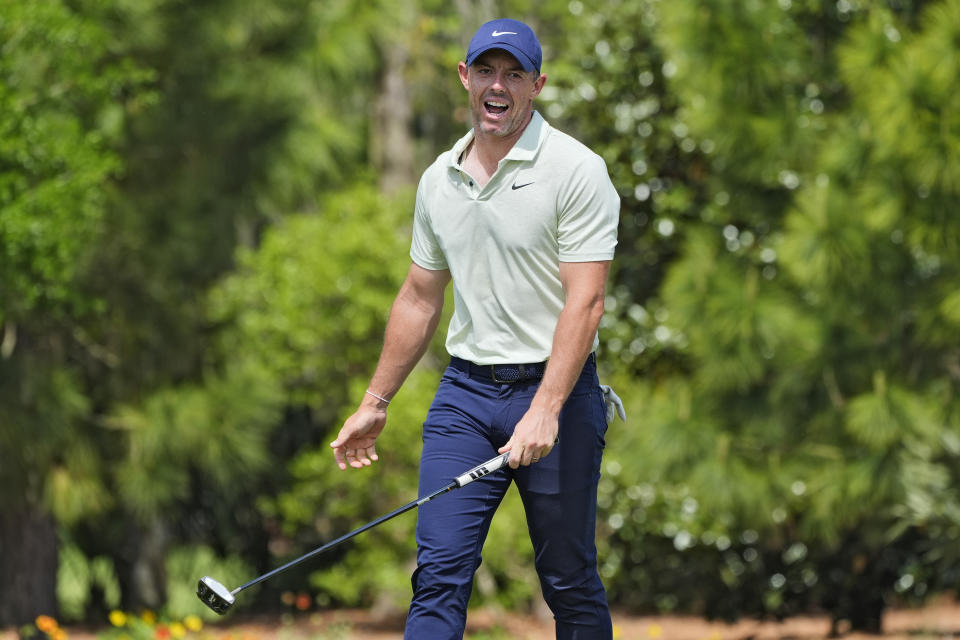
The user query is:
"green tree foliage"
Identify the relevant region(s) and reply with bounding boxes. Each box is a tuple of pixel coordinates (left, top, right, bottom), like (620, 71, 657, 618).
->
(208, 187, 414, 410)
(81, 0, 384, 402)
(71, 0, 407, 614)
(594, 0, 960, 630)
(0, 1, 138, 323)
(0, 0, 150, 625)
(1, 0, 393, 621)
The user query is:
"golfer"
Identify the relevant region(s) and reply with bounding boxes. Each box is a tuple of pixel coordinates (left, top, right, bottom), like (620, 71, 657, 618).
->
(331, 18, 619, 639)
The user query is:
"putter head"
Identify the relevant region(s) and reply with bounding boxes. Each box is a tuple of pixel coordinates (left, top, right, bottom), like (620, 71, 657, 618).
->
(197, 576, 235, 615)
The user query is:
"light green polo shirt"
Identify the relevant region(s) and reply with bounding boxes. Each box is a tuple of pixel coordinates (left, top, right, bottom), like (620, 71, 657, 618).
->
(410, 111, 620, 365)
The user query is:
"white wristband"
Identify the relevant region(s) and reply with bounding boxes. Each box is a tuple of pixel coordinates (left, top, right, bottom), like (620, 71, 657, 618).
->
(365, 389, 390, 405)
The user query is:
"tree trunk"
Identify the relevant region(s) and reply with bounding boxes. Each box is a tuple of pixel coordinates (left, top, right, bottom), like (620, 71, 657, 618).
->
(371, 1, 416, 195)
(115, 517, 169, 612)
(0, 505, 59, 626)
(454, 0, 496, 36)
(373, 39, 414, 194)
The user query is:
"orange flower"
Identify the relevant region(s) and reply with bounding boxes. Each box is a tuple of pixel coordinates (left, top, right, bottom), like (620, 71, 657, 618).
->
(295, 593, 311, 611)
(35, 615, 58, 633)
(51, 629, 67, 640)
(154, 624, 170, 640)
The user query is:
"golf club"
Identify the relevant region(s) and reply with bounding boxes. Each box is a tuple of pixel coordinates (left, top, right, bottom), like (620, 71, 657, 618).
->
(197, 451, 511, 614)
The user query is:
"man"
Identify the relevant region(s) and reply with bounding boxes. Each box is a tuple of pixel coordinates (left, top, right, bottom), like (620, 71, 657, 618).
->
(330, 18, 620, 640)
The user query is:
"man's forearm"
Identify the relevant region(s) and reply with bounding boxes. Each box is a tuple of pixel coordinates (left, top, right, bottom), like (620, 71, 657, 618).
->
(530, 298, 604, 414)
(529, 261, 609, 415)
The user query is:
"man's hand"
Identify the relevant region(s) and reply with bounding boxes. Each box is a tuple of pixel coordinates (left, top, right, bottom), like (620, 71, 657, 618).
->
(330, 406, 387, 470)
(498, 406, 559, 468)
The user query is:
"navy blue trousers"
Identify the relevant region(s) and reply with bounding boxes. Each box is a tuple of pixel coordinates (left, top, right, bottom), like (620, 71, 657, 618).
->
(404, 355, 612, 639)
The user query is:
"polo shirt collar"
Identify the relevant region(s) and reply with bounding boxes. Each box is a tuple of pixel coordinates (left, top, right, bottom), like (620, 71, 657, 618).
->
(449, 110, 548, 168)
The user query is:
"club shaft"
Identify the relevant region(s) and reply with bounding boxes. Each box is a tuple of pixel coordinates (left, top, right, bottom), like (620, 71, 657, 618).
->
(233, 481, 456, 594)
(229, 452, 511, 596)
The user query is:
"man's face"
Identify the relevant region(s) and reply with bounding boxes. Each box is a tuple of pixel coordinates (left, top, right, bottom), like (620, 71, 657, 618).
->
(458, 50, 546, 140)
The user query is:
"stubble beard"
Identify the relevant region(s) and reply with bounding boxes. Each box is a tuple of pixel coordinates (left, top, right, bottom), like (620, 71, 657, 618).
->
(472, 99, 532, 141)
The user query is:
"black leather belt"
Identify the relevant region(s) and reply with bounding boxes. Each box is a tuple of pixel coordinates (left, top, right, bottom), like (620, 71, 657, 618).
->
(450, 356, 547, 383)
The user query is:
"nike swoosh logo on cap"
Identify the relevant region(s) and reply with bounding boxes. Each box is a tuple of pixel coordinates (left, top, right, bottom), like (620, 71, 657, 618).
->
(491, 30, 518, 37)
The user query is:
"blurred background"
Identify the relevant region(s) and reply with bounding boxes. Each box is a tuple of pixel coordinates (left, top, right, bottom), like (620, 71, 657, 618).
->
(2, 0, 959, 635)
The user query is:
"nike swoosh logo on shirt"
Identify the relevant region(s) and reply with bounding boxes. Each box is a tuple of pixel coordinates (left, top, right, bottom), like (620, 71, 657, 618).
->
(491, 30, 518, 37)
(512, 182, 534, 190)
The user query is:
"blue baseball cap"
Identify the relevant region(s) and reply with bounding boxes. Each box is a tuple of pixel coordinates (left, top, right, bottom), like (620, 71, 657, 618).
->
(466, 19, 542, 74)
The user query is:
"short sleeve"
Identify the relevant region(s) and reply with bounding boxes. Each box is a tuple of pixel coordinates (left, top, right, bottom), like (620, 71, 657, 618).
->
(409, 174, 449, 270)
(557, 153, 620, 262)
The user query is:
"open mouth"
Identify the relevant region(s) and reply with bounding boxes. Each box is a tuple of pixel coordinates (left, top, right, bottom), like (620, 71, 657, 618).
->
(484, 100, 509, 116)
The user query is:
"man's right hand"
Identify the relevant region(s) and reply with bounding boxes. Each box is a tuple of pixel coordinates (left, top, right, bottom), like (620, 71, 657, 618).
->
(330, 405, 387, 470)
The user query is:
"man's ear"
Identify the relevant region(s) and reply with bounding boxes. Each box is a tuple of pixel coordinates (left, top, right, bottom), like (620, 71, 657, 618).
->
(458, 61, 470, 91)
(531, 73, 547, 99)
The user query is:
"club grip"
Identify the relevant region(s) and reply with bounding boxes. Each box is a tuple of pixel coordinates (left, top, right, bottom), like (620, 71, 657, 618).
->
(453, 452, 511, 487)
